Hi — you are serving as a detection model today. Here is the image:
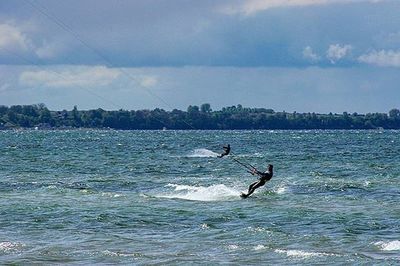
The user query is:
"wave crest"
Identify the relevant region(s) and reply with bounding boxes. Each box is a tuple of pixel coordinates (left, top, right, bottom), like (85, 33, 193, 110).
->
(275, 249, 337, 258)
(375, 240, 400, 251)
(157, 183, 240, 201)
(188, 149, 219, 158)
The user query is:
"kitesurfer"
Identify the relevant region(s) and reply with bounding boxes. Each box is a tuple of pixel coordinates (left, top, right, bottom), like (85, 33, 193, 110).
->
(218, 144, 231, 158)
(241, 164, 273, 198)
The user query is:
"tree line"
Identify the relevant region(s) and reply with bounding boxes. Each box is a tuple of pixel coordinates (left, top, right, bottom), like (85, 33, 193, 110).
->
(1, 103, 400, 130)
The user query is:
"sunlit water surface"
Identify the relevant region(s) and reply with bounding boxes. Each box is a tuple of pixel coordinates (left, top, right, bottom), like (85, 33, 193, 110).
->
(1, 130, 399, 264)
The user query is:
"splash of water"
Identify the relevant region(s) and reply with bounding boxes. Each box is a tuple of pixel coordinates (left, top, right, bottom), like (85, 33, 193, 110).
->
(275, 185, 288, 194)
(188, 148, 219, 158)
(157, 183, 240, 201)
(375, 240, 400, 251)
(275, 249, 336, 258)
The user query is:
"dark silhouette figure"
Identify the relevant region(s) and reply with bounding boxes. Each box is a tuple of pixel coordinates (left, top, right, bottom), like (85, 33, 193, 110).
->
(218, 144, 231, 158)
(241, 164, 273, 198)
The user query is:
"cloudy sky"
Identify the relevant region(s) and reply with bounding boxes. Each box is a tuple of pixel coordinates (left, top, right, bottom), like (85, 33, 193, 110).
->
(1, 0, 400, 113)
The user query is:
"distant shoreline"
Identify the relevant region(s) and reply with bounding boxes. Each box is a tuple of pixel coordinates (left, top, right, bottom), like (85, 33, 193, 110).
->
(1, 104, 400, 130)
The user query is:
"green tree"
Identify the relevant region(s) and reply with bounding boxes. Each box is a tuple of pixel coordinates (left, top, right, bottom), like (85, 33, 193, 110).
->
(72, 106, 82, 127)
(389, 108, 400, 119)
(200, 103, 212, 113)
(187, 105, 199, 114)
(38, 107, 54, 125)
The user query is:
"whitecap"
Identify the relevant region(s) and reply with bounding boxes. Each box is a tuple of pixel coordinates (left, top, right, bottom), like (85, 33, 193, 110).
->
(275, 186, 288, 194)
(247, 226, 267, 233)
(103, 250, 140, 257)
(275, 249, 335, 259)
(187, 148, 219, 158)
(375, 240, 400, 251)
(201, 223, 210, 229)
(166, 184, 197, 191)
(101, 192, 124, 198)
(157, 183, 240, 201)
(254, 245, 267, 251)
(227, 244, 239, 250)
(0, 242, 23, 252)
(364, 180, 371, 187)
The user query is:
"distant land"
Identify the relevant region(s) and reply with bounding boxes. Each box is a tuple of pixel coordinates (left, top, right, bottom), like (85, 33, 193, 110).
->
(1, 104, 400, 130)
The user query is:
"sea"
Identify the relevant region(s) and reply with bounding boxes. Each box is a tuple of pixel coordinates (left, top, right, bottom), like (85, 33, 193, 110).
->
(0, 129, 399, 265)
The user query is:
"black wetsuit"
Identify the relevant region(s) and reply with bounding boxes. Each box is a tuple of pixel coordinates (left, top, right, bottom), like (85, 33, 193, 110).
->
(241, 169, 273, 198)
(255, 170, 273, 183)
(218, 145, 230, 158)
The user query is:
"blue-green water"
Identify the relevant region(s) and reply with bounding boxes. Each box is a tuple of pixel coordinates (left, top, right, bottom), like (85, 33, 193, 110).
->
(1, 130, 399, 265)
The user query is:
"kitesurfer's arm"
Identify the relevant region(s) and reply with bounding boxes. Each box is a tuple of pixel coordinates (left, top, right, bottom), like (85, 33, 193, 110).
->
(251, 168, 262, 176)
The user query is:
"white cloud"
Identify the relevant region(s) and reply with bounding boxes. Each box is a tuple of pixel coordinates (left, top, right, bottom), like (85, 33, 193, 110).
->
(35, 40, 62, 59)
(303, 46, 320, 62)
(358, 50, 400, 67)
(0, 23, 32, 51)
(19, 66, 120, 88)
(220, 0, 385, 16)
(0, 23, 62, 60)
(326, 44, 352, 63)
(139, 76, 158, 88)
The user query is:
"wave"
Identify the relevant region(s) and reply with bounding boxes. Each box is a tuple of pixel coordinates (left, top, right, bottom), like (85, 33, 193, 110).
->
(0, 241, 24, 252)
(187, 148, 219, 158)
(155, 183, 240, 201)
(103, 250, 142, 258)
(375, 240, 400, 251)
(275, 249, 337, 259)
(254, 245, 267, 251)
(227, 244, 240, 250)
(100, 192, 124, 198)
(274, 185, 288, 194)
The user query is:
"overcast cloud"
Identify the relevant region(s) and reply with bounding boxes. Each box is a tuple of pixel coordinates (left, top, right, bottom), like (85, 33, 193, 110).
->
(0, 0, 399, 113)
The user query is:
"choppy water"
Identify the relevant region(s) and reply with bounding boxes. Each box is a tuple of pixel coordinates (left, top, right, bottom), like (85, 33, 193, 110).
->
(1, 130, 399, 265)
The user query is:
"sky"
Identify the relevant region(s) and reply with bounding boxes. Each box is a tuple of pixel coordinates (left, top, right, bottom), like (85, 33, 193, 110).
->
(0, 0, 400, 113)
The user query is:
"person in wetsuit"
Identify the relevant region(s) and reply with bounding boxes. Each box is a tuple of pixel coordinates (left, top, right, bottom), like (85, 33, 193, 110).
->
(241, 164, 273, 198)
(218, 144, 231, 158)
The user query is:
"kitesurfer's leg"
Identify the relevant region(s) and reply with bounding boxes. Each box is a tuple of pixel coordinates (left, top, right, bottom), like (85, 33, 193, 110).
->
(241, 181, 259, 198)
(248, 181, 259, 192)
(243, 180, 266, 198)
(218, 152, 226, 158)
(246, 181, 261, 197)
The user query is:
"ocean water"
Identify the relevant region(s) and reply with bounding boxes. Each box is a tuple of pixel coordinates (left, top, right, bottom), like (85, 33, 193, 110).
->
(0, 129, 399, 265)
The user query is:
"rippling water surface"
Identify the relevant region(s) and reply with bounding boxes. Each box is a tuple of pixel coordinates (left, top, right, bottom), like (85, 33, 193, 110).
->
(1, 130, 399, 264)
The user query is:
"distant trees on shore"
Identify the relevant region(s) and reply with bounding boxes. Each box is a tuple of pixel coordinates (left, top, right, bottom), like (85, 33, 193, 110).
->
(1, 104, 400, 130)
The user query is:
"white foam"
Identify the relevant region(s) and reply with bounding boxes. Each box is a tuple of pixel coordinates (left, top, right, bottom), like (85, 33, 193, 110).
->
(254, 245, 267, 251)
(375, 240, 400, 251)
(188, 148, 219, 158)
(0, 242, 23, 252)
(201, 223, 210, 229)
(247, 226, 267, 233)
(158, 183, 240, 201)
(275, 249, 335, 259)
(166, 184, 197, 191)
(103, 250, 140, 257)
(275, 186, 288, 194)
(364, 180, 371, 187)
(101, 192, 124, 198)
(227, 244, 239, 250)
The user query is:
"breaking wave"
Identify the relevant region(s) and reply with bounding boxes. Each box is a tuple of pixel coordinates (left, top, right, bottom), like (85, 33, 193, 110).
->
(155, 183, 240, 201)
(375, 240, 400, 251)
(187, 149, 219, 158)
(275, 249, 337, 259)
